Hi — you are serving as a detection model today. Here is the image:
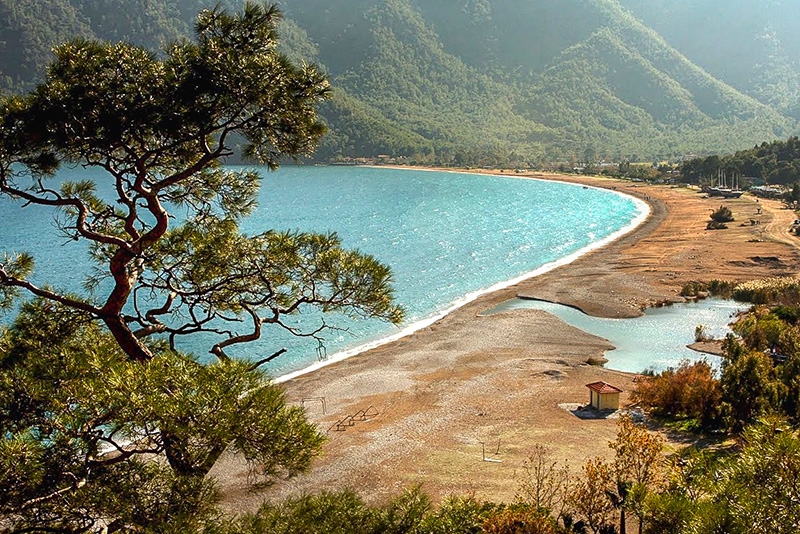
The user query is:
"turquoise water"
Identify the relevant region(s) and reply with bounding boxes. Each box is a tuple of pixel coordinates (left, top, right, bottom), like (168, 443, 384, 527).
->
(0, 166, 646, 377)
(483, 298, 745, 373)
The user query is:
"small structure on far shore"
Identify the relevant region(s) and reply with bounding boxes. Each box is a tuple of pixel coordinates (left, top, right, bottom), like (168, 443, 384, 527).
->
(586, 381, 623, 411)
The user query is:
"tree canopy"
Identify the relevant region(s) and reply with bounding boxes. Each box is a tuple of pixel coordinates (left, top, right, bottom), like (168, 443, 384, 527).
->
(0, 1, 402, 363)
(0, 2, 403, 530)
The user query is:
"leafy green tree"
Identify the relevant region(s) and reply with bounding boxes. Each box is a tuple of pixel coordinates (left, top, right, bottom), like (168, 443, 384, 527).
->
(0, 2, 402, 363)
(713, 417, 800, 534)
(0, 2, 403, 531)
(0, 299, 325, 531)
(720, 336, 783, 432)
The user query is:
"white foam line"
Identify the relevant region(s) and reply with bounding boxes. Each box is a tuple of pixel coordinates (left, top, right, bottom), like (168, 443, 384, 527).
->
(275, 176, 650, 384)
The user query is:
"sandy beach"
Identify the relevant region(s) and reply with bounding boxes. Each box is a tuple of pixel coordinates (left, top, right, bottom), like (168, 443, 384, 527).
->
(213, 172, 800, 512)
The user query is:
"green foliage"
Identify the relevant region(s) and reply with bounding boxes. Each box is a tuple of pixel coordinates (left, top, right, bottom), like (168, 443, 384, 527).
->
(0, 4, 404, 530)
(226, 488, 545, 534)
(232, 490, 381, 534)
(717, 418, 800, 533)
(679, 281, 706, 297)
(0, 2, 403, 364)
(709, 205, 734, 223)
(732, 276, 800, 305)
(633, 360, 722, 430)
(720, 341, 783, 433)
(644, 417, 800, 534)
(681, 136, 800, 185)
(0, 299, 325, 531)
(3, 0, 799, 165)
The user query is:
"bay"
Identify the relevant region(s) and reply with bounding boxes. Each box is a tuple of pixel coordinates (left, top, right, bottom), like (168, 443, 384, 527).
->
(0, 166, 646, 377)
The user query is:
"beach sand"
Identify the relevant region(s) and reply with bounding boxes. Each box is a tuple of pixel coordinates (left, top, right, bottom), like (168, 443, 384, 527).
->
(213, 172, 800, 512)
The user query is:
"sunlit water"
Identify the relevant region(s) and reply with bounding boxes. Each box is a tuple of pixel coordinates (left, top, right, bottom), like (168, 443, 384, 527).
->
(0, 166, 647, 378)
(483, 297, 747, 373)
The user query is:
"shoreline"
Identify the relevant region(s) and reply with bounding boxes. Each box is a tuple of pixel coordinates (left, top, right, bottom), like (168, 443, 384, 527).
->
(276, 175, 650, 383)
(215, 171, 800, 511)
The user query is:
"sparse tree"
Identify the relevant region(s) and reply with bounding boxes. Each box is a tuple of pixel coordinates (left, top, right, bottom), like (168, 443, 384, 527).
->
(568, 458, 615, 534)
(609, 414, 664, 534)
(516, 444, 571, 519)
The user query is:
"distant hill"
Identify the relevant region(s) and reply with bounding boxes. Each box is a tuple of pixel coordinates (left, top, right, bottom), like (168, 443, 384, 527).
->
(621, 0, 800, 120)
(1, 0, 798, 164)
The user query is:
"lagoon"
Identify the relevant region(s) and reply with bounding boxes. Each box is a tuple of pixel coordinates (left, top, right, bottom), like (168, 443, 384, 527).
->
(483, 297, 745, 373)
(0, 166, 646, 377)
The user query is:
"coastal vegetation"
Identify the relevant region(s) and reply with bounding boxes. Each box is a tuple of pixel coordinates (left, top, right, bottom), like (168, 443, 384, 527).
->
(640, 276, 800, 435)
(2, 0, 800, 165)
(680, 136, 800, 186)
(0, 4, 402, 531)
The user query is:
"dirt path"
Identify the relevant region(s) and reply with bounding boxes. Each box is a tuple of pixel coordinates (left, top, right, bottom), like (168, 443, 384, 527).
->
(759, 198, 800, 251)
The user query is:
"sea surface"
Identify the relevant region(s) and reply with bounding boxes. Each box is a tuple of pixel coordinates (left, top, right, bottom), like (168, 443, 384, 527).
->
(0, 165, 647, 378)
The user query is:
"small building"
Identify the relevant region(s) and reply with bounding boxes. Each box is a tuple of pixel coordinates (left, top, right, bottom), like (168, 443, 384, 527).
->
(586, 381, 623, 411)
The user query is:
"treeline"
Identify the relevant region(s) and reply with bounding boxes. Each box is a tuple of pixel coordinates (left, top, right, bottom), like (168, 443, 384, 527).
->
(680, 136, 800, 185)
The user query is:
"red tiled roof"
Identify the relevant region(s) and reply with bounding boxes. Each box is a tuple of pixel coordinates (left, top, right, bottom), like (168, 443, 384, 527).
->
(586, 381, 623, 394)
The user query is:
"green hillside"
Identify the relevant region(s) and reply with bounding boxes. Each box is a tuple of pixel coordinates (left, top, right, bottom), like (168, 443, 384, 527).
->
(621, 0, 800, 119)
(1, 0, 798, 163)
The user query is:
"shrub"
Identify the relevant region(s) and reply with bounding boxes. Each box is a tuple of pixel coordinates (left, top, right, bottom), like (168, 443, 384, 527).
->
(707, 279, 736, 299)
(482, 505, 560, 534)
(710, 205, 734, 223)
(681, 281, 706, 297)
(732, 277, 800, 305)
(632, 360, 722, 430)
(681, 280, 736, 298)
(694, 325, 711, 342)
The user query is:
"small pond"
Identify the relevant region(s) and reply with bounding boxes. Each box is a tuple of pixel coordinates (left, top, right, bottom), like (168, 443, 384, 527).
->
(483, 298, 747, 374)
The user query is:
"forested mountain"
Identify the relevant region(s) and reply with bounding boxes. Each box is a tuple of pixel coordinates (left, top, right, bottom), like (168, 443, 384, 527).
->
(622, 0, 800, 120)
(1, 0, 799, 163)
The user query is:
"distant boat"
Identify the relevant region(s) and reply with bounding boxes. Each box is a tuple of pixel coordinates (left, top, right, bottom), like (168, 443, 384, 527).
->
(706, 169, 743, 198)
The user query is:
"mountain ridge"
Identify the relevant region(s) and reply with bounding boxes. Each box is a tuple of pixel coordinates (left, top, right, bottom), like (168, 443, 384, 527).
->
(1, 0, 797, 163)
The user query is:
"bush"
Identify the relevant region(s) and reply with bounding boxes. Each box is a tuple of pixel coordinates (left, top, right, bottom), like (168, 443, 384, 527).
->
(732, 277, 800, 305)
(710, 205, 734, 223)
(694, 325, 711, 342)
(632, 360, 722, 430)
(707, 279, 736, 299)
(482, 505, 560, 534)
(680, 281, 706, 297)
(681, 280, 736, 298)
